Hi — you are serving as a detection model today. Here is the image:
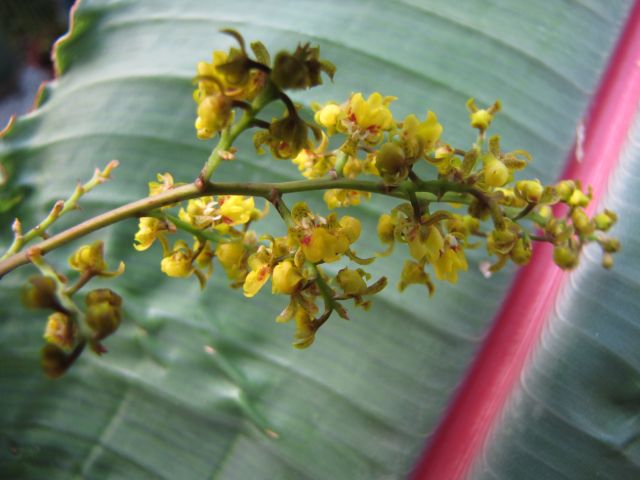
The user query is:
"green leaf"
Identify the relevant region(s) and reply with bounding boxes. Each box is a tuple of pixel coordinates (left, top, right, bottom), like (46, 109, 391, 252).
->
(0, 1, 634, 478)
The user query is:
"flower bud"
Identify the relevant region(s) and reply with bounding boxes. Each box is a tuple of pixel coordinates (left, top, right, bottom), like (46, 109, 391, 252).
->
(161, 241, 194, 278)
(375, 142, 407, 183)
(337, 268, 367, 295)
(271, 44, 335, 91)
(553, 245, 579, 270)
(555, 180, 576, 201)
(571, 208, 594, 235)
(266, 114, 310, 159)
(339, 215, 361, 243)
(215, 241, 245, 271)
(599, 237, 621, 253)
(594, 210, 617, 231)
(41, 344, 71, 379)
(377, 214, 395, 244)
(515, 180, 544, 203)
(487, 228, 518, 255)
(85, 289, 122, 340)
(314, 103, 341, 131)
(195, 94, 234, 139)
(69, 241, 107, 273)
(22, 276, 60, 310)
(510, 238, 532, 265)
(271, 260, 302, 295)
(602, 252, 614, 269)
(567, 188, 590, 208)
(483, 159, 509, 187)
(44, 312, 76, 351)
(466, 98, 501, 131)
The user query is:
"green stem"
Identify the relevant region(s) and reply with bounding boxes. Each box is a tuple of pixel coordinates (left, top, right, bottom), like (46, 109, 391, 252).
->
(1, 160, 119, 260)
(333, 150, 349, 177)
(148, 211, 225, 243)
(200, 82, 278, 181)
(0, 178, 486, 278)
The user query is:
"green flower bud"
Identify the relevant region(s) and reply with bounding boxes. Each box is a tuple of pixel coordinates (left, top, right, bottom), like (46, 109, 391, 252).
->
(337, 268, 368, 295)
(515, 180, 544, 203)
(44, 312, 77, 351)
(22, 276, 60, 311)
(553, 245, 579, 270)
(85, 289, 122, 340)
(271, 44, 335, 91)
(377, 214, 396, 244)
(571, 208, 594, 235)
(510, 238, 532, 265)
(594, 210, 617, 231)
(555, 180, 576, 202)
(483, 159, 509, 187)
(375, 142, 407, 183)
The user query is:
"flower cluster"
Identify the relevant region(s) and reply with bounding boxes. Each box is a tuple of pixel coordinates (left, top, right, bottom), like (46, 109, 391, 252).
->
(23, 244, 124, 377)
(7, 31, 620, 378)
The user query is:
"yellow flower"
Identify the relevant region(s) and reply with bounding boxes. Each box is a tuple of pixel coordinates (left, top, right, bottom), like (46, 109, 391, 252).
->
(69, 241, 107, 272)
(313, 102, 342, 134)
(339, 215, 361, 243)
(291, 133, 334, 179)
(323, 189, 370, 209)
(466, 98, 501, 132)
(134, 217, 168, 251)
(148, 173, 178, 196)
(272, 260, 303, 295)
(342, 92, 396, 144)
(243, 248, 272, 297)
(85, 288, 122, 341)
(218, 195, 256, 227)
(406, 225, 444, 263)
(293, 307, 315, 349)
(401, 111, 443, 159)
(432, 237, 468, 283)
(514, 180, 544, 203)
(44, 312, 76, 351)
(398, 260, 434, 295)
(377, 214, 396, 244)
(160, 241, 194, 278)
(180, 195, 260, 233)
(337, 268, 367, 295)
(215, 240, 248, 282)
(195, 94, 234, 139)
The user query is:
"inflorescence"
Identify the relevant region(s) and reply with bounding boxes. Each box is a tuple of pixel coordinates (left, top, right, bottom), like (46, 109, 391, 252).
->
(1, 30, 620, 377)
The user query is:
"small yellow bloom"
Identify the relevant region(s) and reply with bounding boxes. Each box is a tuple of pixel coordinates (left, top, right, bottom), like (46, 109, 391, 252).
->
(215, 241, 246, 276)
(466, 98, 501, 131)
(401, 111, 443, 159)
(377, 214, 396, 244)
(293, 307, 315, 349)
(337, 268, 367, 295)
(515, 180, 544, 203)
(343, 92, 396, 144)
(243, 249, 272, 298)
(483, 157, 509, 187)
(195, 94, 234, 139)
(44, 312, 76, 351)
(432, 238, 468, 283)
(272, 260, 303, 295)
(85, 288, 122, 340)
(134, 217, 167, 251)
(161, 241, 195, 278)
(148, 173, 178, 196)
(313, 103, 342, 134)
(69, 241, 107, 272)
(339, 215, 361, 243)
(398, 260, 434, 295)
